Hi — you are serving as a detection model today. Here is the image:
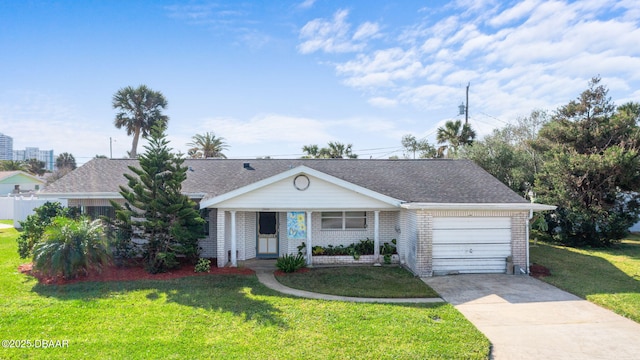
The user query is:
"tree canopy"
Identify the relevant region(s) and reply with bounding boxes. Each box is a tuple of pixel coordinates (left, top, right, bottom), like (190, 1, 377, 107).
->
(113, 85, 169, 158)
(302, 142, 358, 159)
(436, 120, 476, 158)
(187, 132, 229, 159)
(534, 77, 640, 246)
(401, 134, 436, 159)
(56, 152, 77, 170)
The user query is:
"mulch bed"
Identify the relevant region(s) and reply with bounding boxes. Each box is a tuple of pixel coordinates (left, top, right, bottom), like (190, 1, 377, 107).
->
(18, 261, 255, 286)
(529, 263, 551, 278)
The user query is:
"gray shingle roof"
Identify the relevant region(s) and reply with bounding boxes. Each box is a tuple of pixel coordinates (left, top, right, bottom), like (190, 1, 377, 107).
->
(40, 158, 529, 204)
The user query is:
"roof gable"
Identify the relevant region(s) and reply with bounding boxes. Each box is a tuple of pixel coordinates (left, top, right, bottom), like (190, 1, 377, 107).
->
(0, 171, 45, 185)
(201, 166, 401, 209)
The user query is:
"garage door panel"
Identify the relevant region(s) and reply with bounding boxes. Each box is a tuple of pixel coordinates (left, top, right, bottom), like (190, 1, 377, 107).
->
(433, 259, 508, 274)
(432, 228, 511, 244)
(433, 217, 511, 230)
(433, 244, 512, 258)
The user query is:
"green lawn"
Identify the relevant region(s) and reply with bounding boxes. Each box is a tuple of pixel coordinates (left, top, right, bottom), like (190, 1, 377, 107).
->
(0, 223, 489, 359)
(275, 266, 440, 298)
(530, 236, 640, 323)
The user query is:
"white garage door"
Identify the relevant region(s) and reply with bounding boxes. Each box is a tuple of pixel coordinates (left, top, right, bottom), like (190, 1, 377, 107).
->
(433, 217, 511, 275)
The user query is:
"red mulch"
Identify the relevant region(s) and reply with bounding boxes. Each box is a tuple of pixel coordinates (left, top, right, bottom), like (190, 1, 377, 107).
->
(18, 261, 254, 286)
(274, 267, 311, 276)
(529, 263, 551, 278)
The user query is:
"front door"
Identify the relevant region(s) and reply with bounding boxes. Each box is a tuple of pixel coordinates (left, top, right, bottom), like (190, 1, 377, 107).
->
(257, 212, 278, 258)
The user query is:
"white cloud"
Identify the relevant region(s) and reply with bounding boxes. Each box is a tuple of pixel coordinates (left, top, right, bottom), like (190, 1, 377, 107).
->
(301, 0, 640, 132)
(368, 97, 398, 108)
(353, 22, 380, 41)
(298, 9, 379, 54)
(298, 0, 316, 10)
(196, 114, 333, 147)
(488, 0, 541, 27)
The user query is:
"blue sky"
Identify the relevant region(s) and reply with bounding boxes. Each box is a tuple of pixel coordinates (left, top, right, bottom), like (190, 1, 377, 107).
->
(1, 0, 639, 165)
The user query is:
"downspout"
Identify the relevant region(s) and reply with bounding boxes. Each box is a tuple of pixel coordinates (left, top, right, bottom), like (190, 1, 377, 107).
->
(526, 208, 533, 274)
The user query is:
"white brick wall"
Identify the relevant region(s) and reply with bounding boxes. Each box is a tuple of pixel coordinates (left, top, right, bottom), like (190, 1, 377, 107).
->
(198, 208, 217, 258)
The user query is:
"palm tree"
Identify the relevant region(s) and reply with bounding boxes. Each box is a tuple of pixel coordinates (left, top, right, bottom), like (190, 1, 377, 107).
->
(325, 142, 358, 158)
(113, 85, 169, 158)
(0, 160, 25, 171)
(302, 142, 358, 159)
(187, 132, 229, 158)
(436, 120, 476, 158)
(55, 152, 76, 170)
(302, 144, 321, 159)
(25, 158, 46, 176)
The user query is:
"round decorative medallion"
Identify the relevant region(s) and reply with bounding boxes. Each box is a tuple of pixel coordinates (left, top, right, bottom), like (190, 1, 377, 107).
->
(293, 175, 310, 191)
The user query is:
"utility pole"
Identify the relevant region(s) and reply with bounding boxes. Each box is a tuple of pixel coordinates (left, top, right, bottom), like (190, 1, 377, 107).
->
(465, 82, 469, 125)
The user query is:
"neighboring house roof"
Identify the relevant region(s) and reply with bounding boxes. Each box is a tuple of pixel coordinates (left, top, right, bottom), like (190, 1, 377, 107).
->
(40, 158, 532, 205)
(0, 171, 45, 184)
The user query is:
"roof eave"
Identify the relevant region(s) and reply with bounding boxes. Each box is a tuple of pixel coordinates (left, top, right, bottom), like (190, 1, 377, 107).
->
(401, 202, 557, 211)
(38, 192, 206, 200)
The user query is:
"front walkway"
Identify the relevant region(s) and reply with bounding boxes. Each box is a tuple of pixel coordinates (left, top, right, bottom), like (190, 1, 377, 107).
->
(422, 274, 640, 360)
(243, 259, 443, 304)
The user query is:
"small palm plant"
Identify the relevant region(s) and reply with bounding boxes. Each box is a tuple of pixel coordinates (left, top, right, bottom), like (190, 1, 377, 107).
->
(33, 217, 111, 280)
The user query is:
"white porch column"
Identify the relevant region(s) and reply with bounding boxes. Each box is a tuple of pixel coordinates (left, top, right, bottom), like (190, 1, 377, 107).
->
(306, 211, 313, 266)
(216, 210, 226, 268)
(374, 210, 380, 263)
(230, 210, 237, 267)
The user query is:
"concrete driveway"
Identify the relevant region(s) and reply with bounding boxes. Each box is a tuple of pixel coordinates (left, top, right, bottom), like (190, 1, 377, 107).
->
(422, 274, 640, 360)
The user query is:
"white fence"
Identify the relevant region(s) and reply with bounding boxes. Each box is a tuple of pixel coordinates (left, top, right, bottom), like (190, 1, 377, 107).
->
(0, 196, 66, 228)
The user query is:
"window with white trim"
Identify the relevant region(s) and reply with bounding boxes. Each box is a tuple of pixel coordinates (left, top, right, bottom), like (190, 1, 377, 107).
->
(321, 211, 367, 230)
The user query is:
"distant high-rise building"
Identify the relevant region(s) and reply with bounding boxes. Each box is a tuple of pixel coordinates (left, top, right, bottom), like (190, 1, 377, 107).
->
(0, 132, 13, 160)
(13, 147, 55, 171)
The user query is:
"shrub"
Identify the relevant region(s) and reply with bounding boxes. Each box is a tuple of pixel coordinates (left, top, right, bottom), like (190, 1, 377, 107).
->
(145, 251, 179, 274)
(32, 217, 111, 280)
(380, 239, 397, 255)
(17, 202, 80, 259)
(194, 258, 211, 273)
(312, 246, 325, 255)
(276, 253, 306, 273)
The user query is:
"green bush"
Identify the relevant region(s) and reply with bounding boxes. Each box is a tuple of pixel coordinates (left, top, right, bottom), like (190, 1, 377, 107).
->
(276, 254, 306, 273)
(17, 202, 80, 259)
(380, 239, 397, 255)
(194, 258, 211, 273)
(33, 217, 111, 280)
(145, 251, 179, 274)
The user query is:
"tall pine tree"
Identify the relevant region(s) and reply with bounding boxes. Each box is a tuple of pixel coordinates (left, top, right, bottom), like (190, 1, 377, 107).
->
(112, 125, 204, 273)
(534, 77, 640, 247)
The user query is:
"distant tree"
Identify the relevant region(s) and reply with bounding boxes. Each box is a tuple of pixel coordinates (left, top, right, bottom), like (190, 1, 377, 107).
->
(95, 155, 108, 159)
(25, 158, 46, 176)
(0, 160, 25, 171)
(113, 85, 169, 158)
(534, 77, 640, 247)
(55, 152, 77, 170)
(302, 142, 358, 159)
(461, 110, 549, 194)
(110, 125, 204, 273)
(187, 132, 229, 158)
(436, 120, 476, 158)
(301, 144, 321, 158)
(401, 134, 436, 159)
